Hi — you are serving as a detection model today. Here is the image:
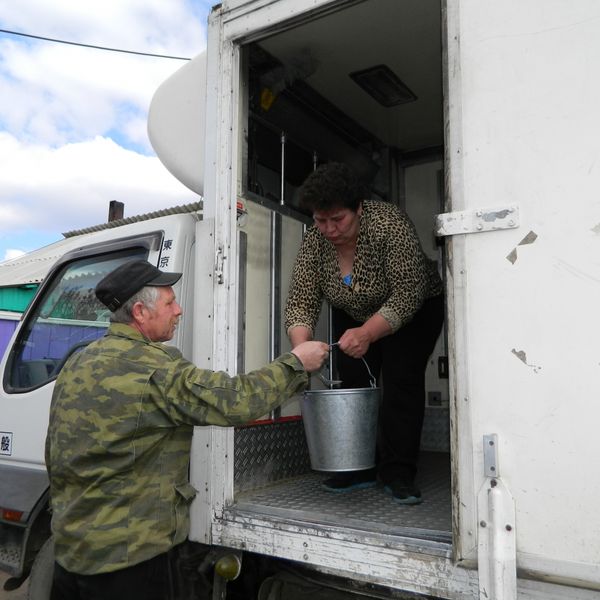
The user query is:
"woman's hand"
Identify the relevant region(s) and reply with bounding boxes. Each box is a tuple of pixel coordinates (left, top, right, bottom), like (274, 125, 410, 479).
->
(337, 314, 392, 358)
(338, 327, 372, 358)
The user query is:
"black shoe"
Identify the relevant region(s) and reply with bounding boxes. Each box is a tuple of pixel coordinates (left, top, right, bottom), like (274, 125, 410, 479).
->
(322, 469, 377, 493)
(384, 479, 422, 505)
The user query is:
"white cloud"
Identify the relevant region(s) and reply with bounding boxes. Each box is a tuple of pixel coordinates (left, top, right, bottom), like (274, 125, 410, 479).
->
(0, 0, 212, 259)
(0, 28, 201, 149)
(0, 1, 208, 55)
(0, 132, 199, 234)
(3, 249, 26, 262)
(0, 0, 210, 147)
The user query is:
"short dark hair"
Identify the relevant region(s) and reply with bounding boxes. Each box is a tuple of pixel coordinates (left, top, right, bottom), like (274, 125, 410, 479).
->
(298, 162, 366, 213)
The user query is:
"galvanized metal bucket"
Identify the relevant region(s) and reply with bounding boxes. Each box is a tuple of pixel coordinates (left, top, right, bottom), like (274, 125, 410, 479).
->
(301, 385, 380, 472)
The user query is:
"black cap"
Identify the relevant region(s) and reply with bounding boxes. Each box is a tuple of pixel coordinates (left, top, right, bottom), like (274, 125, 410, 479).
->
(95, 259, 182, 312)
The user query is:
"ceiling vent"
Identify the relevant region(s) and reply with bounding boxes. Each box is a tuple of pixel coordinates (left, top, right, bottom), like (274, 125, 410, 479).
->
(349, 64, 417, 107)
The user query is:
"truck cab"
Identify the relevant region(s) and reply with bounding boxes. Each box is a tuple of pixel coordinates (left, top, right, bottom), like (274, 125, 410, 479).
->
(0, 208, 201, 589)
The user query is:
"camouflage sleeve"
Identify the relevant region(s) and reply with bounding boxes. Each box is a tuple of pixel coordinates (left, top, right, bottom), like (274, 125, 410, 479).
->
(44, 430, 51, 480)
(160, 351, 309, 426)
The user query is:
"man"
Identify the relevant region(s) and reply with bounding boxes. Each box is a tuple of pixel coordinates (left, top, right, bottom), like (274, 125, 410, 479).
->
(46, 259, 328, 600)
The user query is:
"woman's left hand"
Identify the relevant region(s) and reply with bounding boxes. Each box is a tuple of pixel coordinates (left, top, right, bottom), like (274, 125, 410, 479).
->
(336, 314, 392, 359)
(338, 327, 372, 359)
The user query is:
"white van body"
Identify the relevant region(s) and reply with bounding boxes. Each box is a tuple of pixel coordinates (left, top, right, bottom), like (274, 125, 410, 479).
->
(1, 1, 599, 599)
(186, 1, 600, 597)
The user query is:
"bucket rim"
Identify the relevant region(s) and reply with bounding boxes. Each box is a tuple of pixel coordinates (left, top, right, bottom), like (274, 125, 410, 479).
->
(303, 387, 380, 397)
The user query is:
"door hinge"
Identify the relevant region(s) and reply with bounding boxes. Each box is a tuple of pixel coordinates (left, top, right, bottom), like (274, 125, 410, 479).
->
(215, 245, 225, 284)
(435, 206, 519, 237)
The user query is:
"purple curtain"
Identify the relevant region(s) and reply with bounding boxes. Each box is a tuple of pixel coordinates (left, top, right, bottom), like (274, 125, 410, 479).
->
(0, 319, 18, 359)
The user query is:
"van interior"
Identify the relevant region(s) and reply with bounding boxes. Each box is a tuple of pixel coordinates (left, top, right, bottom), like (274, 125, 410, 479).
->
(231, 0, 450, 547)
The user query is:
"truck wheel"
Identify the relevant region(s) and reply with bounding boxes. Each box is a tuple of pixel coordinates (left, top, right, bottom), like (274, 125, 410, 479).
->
(27, 537, 54, 600)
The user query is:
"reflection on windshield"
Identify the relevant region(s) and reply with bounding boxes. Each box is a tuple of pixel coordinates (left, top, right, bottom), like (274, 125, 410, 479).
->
(8, 250, 146, 390)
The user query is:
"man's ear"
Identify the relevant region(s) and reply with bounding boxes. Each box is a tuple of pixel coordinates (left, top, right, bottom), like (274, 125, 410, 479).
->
(131, 301, 145, 323)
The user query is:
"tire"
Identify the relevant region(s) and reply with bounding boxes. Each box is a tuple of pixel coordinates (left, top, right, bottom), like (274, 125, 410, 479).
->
(27, 537, 54, 600)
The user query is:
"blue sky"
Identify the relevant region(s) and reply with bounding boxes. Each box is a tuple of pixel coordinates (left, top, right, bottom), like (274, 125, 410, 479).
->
(0, 0, 213, 262)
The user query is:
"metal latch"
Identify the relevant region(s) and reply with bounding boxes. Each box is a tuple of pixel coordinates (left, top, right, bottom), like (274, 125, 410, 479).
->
(435, 206, 519, 237)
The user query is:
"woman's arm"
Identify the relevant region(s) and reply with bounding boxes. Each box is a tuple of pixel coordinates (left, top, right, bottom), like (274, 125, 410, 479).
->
(288, 325, 313, 348)
(377, 210, 430, 331)
(284, 229, 324, 340)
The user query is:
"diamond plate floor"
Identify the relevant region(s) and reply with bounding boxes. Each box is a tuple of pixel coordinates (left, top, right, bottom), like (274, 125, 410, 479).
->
(233, 451, 452, 543)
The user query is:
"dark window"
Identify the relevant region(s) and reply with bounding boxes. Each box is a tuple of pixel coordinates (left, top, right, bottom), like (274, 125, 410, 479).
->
(7, 249, 146, 390)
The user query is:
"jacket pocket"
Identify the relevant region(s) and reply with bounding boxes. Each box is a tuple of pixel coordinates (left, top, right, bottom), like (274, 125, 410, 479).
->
(173, 481, 198, 542)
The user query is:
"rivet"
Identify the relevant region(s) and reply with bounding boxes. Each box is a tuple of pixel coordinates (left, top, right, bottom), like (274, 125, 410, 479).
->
(506, 524, 513, 531)
(480, 521, 487, 528)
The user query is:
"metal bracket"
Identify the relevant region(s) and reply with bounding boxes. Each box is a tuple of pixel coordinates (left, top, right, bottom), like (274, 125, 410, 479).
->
(215, 245, 225, 284)
(483, 433, 499, 478)
(435, 206, 519, 237)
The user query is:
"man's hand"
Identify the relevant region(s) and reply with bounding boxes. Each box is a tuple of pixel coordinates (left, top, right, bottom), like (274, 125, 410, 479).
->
(291, 341, 330, 373)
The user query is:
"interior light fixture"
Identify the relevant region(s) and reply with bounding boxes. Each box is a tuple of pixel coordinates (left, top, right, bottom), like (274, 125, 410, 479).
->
(349, 64, 417, 107)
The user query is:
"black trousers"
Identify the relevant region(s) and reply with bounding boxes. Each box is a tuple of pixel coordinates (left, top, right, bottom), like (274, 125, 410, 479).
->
(51, 550, 176, 600)
(332, 294, 444, 484)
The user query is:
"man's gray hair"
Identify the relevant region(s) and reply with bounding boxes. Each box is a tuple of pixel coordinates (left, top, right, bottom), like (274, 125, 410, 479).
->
(110, 286, 160, 324)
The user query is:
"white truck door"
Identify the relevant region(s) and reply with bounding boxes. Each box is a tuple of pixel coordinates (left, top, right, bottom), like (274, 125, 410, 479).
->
(444, 0, 600, 592)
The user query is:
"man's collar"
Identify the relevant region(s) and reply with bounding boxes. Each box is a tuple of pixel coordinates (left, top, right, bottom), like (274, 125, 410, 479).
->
(107, 322, 148, 342)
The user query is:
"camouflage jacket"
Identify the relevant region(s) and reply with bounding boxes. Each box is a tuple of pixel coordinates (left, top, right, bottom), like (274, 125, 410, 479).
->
(45, 322, 308, 575)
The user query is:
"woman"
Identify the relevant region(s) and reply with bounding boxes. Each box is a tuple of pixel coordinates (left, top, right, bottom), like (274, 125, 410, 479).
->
(285, 162, 444, 505)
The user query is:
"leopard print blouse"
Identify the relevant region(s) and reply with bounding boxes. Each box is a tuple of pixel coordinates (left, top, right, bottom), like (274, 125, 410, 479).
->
(284, 200, 443, 335)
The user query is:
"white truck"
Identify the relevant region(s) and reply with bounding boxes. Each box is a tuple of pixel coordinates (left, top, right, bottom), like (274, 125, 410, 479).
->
(1, 0, 599, 598)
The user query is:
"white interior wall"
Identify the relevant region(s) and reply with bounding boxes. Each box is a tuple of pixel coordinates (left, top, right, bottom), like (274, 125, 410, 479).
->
(241, 202, 271, 374)
(404, 161, 448, 406)
(404, 161, 449, 452)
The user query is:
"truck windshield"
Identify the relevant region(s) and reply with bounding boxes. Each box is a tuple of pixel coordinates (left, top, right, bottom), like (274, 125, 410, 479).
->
(6, 249, 147, 391)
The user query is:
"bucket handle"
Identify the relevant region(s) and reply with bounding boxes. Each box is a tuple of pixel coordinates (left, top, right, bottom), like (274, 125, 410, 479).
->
(361, 357, 377, 389)
(329, 343, 377, 389)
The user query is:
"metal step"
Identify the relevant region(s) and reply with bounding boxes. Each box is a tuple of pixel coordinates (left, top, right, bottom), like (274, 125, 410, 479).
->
(233, 451, 451, 543)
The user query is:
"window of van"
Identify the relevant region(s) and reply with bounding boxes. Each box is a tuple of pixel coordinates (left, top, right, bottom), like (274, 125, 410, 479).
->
(6, 249, 147, 391)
